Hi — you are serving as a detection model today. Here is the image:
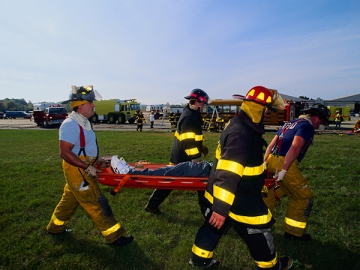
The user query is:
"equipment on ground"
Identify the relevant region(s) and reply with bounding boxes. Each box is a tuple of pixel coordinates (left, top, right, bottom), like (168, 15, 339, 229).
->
(33, 102, 68, 128)
(91, 99, 141, 124)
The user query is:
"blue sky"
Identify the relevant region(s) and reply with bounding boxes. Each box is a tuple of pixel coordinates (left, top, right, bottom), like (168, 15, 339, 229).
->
(0, 0, 359, 105)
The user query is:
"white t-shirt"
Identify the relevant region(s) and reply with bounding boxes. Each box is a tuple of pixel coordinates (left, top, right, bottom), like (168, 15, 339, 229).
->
(59, 118, 98, 158)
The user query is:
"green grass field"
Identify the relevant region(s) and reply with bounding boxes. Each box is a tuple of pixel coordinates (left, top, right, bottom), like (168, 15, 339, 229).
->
(0, 129, 359, 270)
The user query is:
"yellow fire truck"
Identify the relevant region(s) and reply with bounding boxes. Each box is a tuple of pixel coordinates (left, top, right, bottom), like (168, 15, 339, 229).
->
(91, 99, 141, 124)
(327, 106, 351, 123)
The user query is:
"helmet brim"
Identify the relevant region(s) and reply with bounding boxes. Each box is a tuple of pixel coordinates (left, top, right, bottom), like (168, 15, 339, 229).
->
(301, 108, 329, 126)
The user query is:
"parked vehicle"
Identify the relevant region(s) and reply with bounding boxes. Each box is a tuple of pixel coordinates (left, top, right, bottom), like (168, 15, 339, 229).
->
(33, 103, 68, 128)
(92, 99, 141, 124)
(327, 106, 351, 123)
(146, 104, 166, 119)
(168, 105, 184, 114)
(4, 111, 31, 119)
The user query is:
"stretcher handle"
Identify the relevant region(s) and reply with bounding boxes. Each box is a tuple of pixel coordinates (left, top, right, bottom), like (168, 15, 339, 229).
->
(110, 174, 131, 196)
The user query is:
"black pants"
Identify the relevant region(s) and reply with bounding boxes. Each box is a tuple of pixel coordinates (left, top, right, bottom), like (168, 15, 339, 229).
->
(145, 162, 212, 216)
(146, 189, 209, 217)
(190, 210, 279, 269)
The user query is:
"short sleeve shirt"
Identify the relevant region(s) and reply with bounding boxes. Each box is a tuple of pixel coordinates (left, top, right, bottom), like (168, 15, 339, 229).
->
(276, 119, 314, 162)
(59, 118, 98, 158)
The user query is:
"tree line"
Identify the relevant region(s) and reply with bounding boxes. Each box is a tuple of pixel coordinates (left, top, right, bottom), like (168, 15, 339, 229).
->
(0, 98, 34, 112)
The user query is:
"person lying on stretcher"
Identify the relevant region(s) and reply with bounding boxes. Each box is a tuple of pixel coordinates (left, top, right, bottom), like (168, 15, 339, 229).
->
(110, 156, 212, 177)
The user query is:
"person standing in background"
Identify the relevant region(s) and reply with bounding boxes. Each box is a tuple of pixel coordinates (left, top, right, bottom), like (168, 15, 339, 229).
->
(334, 110, 342, 128)
(136, 111, 146, 131)
(150, 111, 155, 128)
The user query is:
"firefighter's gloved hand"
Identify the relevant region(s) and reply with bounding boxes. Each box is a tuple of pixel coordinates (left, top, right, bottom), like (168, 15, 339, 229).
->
(96, 157, 107, 168)
(202, 145, 209, 157)
(84, 165, 101, 178)
(275, 169, 287, 182)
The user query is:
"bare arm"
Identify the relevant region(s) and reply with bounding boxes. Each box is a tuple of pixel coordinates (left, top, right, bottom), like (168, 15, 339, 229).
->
(59, 140, 88, 169)
(264, 135, 278, 162)
(282, 135, 305, 171)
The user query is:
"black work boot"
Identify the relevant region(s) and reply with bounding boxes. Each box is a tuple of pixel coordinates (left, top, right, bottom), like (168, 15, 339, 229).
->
(284, 232, 312, 242)
(278, 256, 293, 269)
(109, 235, 134, 247)
(144, 205, 163, 214)
(189, 258, 220, 268)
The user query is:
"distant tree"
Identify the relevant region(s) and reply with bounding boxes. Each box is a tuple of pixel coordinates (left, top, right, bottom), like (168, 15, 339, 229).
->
(299, 96, 310, 100)
(0, 98, 33, 111)
(7, 100, 17, 110)
(26, 101, 33, 111)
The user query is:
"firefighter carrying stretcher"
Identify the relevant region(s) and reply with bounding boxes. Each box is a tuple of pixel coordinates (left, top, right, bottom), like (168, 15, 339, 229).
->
(46, 85, 133, 247)
(145, 88, 210, 216)
(263, 103, 330, 242)
(189, 86, 293, 269)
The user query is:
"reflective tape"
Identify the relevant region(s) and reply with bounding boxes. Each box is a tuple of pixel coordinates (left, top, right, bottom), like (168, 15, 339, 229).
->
(192, 244, 214, 259)
(101, 222, 122, 237)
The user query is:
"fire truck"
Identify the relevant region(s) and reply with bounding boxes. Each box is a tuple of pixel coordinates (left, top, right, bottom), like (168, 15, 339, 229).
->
(91, 99, 141, 124)
(146, 104, 165, 119)
(327, 106, 351, 123)
(33, 102, 68, 128)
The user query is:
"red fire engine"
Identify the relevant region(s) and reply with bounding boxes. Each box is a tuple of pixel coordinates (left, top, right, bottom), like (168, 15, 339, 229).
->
(33, 102, 68, 128)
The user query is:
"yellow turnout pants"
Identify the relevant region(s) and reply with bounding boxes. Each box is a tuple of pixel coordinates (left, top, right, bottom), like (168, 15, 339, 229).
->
(263, 154, 314, 237)
(46, 158, 127, 243)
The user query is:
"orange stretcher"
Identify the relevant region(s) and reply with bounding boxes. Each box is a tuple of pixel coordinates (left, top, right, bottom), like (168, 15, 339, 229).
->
(96, 158, 280, 199)
(96, 161, 208, 195)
